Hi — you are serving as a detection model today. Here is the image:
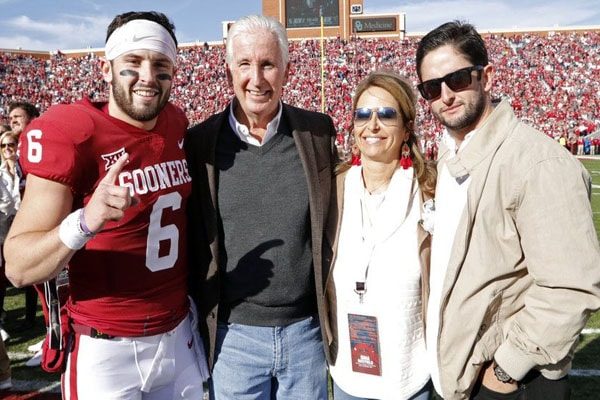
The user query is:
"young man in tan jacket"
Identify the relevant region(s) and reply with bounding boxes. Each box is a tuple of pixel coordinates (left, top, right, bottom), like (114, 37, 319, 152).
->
(416, 20, 600, 400)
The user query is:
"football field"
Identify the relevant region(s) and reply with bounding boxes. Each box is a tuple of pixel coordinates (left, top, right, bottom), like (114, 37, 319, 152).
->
(3, 158, 600, 398)
(574, 158, 600, 398)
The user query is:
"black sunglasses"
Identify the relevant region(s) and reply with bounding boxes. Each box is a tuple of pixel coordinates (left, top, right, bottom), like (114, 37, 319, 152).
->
(354, 107, 399, 126)
(417, 65, 485, 100)
(0, 143, 16, 149)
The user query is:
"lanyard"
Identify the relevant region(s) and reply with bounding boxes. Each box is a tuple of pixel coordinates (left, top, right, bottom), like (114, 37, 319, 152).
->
(354, 174, 416, 303)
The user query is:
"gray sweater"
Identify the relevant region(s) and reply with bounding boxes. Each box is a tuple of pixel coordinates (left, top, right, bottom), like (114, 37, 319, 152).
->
(215, 117, 316, 326)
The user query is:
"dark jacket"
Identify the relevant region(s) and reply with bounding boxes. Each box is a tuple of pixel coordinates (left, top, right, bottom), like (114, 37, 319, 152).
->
(185, 102, 338, 368)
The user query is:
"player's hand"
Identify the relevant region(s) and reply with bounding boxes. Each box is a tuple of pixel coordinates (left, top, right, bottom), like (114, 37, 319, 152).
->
(82, 153, 138, 233)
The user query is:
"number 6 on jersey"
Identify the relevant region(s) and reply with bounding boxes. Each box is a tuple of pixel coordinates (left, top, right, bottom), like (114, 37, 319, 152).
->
(146, 191, 181, 271)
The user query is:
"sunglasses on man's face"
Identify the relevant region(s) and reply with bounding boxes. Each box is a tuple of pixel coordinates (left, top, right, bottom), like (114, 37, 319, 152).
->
(417, 65, 485, 100)
(1, 143, 16, 149)
(353, 107, 399, 126)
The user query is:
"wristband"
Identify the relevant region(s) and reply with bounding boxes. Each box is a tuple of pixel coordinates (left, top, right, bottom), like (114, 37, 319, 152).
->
(79, 209, 96, 236)
(59, 209, 93, 250)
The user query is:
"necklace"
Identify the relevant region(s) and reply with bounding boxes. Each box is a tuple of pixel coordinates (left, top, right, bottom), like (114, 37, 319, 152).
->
(361, 183, 388, 237)
(366, 180, 389, 195)
(362, 171, 391, 195)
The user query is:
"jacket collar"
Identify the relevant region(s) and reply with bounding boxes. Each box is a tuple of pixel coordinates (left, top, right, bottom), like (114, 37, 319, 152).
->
(438, 99, 520, 294)
(439, 99, 516, 177)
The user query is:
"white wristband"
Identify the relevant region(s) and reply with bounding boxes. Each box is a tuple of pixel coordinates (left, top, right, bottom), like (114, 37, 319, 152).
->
(59, 209, 92, 250)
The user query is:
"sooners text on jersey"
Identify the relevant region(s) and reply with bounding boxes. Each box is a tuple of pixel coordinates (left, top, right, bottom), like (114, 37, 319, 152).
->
(20, 99, 191, 337)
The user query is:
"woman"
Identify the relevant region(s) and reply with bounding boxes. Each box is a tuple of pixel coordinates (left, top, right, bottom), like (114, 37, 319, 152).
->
(0, 130, 20, 270)
(0, 131, 21, 222)
(326, 71, 436, 400)
(0, 131, 20, 343)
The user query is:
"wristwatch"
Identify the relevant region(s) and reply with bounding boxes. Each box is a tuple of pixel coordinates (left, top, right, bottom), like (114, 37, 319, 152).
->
(493, 362, 515, 384)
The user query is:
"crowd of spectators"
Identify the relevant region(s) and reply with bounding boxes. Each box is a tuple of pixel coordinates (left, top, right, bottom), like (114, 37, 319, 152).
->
(1, 30, 599, 159)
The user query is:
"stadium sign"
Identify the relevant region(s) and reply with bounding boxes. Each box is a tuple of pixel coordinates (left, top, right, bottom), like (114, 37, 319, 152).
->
(350, 4, 363, 14)
(352, 17, 396, 33)
(286, 0, 340, 28)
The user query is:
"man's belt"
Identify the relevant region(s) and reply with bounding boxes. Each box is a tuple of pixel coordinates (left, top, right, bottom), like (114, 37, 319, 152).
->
(70, 323, 115, 340)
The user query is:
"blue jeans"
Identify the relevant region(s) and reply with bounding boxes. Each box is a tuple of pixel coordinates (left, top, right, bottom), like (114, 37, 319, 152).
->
(210, 315, 328, 400)
(333, 380, 432, 400)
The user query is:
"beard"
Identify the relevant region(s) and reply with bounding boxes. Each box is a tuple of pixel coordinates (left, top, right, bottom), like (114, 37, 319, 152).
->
(435, 89, 486, 133)
(111, 73, 169, 122)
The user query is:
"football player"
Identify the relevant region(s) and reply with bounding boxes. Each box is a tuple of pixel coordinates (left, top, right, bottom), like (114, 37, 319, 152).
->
(4, 11, 208, 399)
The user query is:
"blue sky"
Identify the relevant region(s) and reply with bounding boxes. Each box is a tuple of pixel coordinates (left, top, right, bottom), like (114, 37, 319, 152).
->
(1, 0, 599, 51)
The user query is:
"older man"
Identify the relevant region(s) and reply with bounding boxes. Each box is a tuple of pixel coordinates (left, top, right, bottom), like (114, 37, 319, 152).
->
(416, 21, 600, 400)
(186, 14, 337, 400)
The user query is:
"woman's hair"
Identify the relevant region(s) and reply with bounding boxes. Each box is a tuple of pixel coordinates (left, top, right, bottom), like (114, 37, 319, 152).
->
(0, 131, 18, 163)
(341, 70, 436, 197)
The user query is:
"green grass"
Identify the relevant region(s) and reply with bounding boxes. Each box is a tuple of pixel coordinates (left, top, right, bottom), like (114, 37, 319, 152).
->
(574, 334, 600, 369)
(4, 286, 60, 384)
(567, 158, 600, 399)
(581, 159, 600, 243)
(571, 376, 600, 400)
(581, 159, 600, 332)
(587, 308, 600, 330)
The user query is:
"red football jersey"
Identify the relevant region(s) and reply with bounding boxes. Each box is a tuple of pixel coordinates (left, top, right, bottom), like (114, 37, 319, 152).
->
(20, 99, 191, 336)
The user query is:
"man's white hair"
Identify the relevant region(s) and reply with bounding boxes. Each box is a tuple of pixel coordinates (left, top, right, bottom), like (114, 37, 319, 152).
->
(226, 15, 289, 66)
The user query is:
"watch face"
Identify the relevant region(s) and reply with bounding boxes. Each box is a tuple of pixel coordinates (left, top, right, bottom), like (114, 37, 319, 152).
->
(494, 364, 513, 383)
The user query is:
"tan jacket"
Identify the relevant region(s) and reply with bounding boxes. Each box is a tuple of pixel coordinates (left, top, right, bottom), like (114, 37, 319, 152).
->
(323, 168, 432, 364)
(434, 100, 600, 399)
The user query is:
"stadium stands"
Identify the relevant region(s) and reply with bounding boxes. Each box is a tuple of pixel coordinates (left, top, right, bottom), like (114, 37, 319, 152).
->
(1, 31, 599, 159)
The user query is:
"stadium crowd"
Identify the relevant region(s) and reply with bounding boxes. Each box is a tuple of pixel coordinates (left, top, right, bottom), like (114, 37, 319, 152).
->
(1, 30, 599, 158)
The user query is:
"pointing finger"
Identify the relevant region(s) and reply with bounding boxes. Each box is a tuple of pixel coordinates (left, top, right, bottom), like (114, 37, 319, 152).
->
(101, 153, 129, 185)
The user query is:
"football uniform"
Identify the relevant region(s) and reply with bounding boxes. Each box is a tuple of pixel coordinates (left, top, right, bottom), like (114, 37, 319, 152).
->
(20, 99, 207, 398)
(21, 98, 190, 336)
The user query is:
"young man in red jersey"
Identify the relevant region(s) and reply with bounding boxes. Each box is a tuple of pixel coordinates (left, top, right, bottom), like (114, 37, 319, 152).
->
(4, 11, 208, 399)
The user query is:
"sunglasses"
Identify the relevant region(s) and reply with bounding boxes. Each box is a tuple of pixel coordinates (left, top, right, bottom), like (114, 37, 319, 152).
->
(354, 107, 399, 126)
(0, 143, 16, 149)
(417, 65, 485, 100)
